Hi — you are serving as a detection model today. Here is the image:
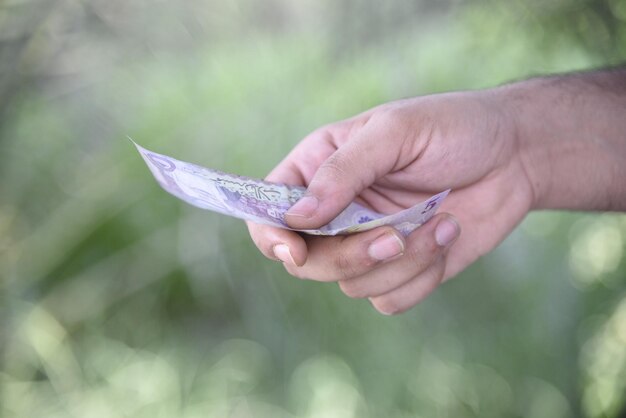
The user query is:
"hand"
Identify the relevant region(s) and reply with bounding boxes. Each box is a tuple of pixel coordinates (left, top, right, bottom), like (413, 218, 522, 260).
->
(248, 89, 535, 315)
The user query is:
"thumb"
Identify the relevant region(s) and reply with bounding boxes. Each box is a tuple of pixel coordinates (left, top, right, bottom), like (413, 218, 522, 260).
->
(285, 121, 400, 230)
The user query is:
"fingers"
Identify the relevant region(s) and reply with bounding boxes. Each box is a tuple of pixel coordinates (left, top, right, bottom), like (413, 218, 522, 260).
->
(282, 226, 406, 281)
(246, 221, 308, 267)
(369, 255, 446, 315)
(252, 211, 460, 316)
(246, 128, 344, 268)
(339, 214, 459, 315)
(284, 116, 403, 230)
(264, 124, 348, 186)
(336, 213, 458, 297)
(251, 211, 460, 315)
(246, 120, 373, 270)
(281, 212, 458, 287)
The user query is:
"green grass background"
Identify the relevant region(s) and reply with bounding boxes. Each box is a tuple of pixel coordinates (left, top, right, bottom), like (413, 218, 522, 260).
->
(1, 0, 625, 417)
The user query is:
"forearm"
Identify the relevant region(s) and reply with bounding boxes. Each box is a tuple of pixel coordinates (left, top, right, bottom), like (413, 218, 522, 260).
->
(497, 68, 626, 211)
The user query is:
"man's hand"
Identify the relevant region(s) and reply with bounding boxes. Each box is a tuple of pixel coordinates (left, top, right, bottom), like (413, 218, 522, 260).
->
(248, 90, 534, 314)
(248, 68, 626, 315)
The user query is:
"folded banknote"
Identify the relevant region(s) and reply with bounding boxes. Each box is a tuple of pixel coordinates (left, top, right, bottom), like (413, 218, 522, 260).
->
(132, 140, 449, 236)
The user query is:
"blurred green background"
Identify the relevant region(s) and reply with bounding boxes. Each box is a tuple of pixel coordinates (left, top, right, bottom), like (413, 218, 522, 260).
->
(1, 0, 626, 417)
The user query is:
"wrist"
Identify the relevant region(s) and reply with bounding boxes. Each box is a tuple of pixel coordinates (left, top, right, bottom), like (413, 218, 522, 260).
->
(492, 75, 626, 211)
(489, 80, 548, 210)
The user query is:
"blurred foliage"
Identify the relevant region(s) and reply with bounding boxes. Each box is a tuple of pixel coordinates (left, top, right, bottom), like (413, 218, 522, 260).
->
(1, 0, 625, 417)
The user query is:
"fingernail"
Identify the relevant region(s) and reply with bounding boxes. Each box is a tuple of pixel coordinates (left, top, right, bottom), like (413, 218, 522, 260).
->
(368, 233, 405, 261)
(435, 217, 460, 247)
(273, 244, 295, 265)
(286, 195, 318, 218)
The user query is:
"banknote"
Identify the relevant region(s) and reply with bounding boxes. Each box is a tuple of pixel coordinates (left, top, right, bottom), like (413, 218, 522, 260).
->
(132, 140, 450, 236)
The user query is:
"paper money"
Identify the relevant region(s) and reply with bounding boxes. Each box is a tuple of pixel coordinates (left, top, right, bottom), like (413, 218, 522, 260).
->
(132, 140, 449, 236)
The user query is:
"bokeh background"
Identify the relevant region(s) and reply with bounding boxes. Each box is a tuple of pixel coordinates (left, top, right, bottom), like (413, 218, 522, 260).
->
(1, 0, 626, 417)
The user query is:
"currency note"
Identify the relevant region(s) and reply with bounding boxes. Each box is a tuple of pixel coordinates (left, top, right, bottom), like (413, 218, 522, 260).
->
(132, 140, 449, 236)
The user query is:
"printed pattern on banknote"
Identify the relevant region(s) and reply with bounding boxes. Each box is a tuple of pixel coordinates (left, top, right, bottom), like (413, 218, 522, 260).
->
(132, 140, 450, 236)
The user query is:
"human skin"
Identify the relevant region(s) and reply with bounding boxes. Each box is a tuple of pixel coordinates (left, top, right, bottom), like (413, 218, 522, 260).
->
(246, 68, 626, 315)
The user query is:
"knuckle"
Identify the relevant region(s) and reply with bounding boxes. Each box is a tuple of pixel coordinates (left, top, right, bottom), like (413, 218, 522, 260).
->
(405, 237, 440, 270)
(320, 154, 351, 183)
(378, 107, 405, 126)
(376, 108, 409, 136)
(333, 252, 360, 281)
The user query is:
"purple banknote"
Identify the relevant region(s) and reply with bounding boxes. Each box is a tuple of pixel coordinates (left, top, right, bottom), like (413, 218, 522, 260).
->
(133, 141, 449, 236)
